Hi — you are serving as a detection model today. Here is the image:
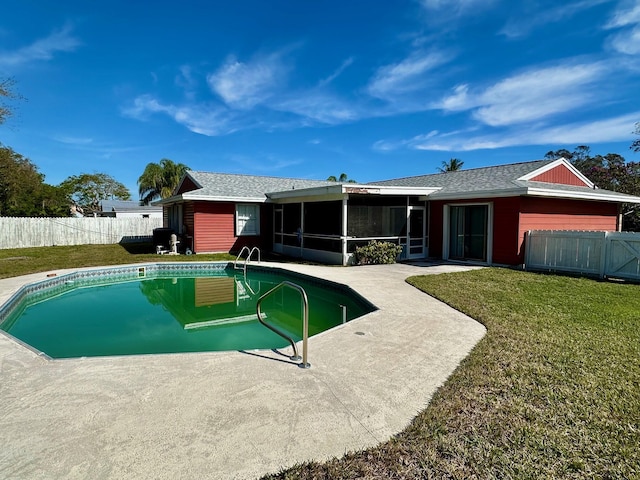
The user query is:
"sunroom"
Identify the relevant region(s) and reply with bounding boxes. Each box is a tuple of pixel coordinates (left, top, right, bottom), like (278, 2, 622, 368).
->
(266, 184, 440, 265)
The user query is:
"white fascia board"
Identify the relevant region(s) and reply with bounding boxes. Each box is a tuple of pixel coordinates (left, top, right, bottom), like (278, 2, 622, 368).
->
(267, 183, 441, 201)
(152, 195, 182, 206)
(430, 185, 640, 203)
(266, 184, 345, 200)
(525, 187, 640, 204)
(429, 187, 526, 201)
(155, 193, 267, 205)
(348, 185, 441, 196)
(518, 158, 594, 188)
(183, 194, 268, 203)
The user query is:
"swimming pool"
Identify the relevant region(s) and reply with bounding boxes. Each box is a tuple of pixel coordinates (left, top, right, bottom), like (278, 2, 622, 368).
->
(0, 263, 376, 359)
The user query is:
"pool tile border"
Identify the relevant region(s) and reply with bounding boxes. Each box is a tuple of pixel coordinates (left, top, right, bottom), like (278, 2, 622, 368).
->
(0, 262, 229, 327)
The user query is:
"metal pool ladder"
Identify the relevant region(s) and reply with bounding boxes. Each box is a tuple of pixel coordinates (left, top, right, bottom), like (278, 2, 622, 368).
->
(234, 246, 261, 277)
(256, 281, 310, 369)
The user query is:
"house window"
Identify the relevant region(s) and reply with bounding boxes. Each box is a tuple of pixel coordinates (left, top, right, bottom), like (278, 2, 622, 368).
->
(236, 204, 260, 236)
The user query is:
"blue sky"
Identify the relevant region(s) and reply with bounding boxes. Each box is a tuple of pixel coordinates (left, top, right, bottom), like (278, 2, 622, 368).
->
(1, 0, 639, 198)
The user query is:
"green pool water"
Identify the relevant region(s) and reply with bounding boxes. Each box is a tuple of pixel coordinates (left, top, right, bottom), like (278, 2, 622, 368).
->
(1, 269, 374, 358)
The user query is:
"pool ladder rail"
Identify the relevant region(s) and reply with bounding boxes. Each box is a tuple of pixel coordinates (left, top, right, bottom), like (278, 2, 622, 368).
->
(234, 246, 261, 278)
(256, 281, 310, 369)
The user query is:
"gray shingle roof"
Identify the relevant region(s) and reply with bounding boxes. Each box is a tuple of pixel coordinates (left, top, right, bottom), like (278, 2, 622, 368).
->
(166, 161, 640, 205)
(369, 159, 555, 195)
(369, 159, 640, 203)
(100, 200, 162, 212)
(184, 171, 336, 201)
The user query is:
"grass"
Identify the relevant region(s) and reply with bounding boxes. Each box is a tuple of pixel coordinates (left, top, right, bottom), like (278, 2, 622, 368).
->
(0, 243, 234, 279)
(263, 268, 640, 479)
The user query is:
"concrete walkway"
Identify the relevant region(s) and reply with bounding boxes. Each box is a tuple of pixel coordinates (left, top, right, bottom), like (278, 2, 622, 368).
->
(0, 262, 485, 480)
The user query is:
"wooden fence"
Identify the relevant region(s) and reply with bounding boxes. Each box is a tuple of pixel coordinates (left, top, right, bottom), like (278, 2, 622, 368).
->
(0, 217, 164, 249)
(524, 230, 640, 281)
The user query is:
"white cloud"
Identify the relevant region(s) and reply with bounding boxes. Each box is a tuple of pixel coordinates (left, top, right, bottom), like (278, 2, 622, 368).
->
(0, 24, 80, 68)
(436, 62, 606, 126)
(207, 53, 288, 109)
(604, 0, 640, 28)
(604, 0, 640, 54)
(367, 50, 453, 100)
(175, 65, 198, 99)
(608, 25, 640, 53)
(122, 94, 234, 136)
(273, 92, 360, 124)
(318, 57, 354, 87)
(500, 0, 611, 39)
(53, 136, 93, 145)
(419, 0, 497, 16)
(436, 84, 474, 111)
(406, 112, 640, 151)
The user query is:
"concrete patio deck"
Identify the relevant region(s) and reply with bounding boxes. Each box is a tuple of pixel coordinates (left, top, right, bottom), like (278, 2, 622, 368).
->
(0, 261, 485, 480)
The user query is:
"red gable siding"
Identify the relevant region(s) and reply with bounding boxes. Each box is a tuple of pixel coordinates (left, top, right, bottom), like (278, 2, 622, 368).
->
(176, 176, 200, 195)
(529, 164, 590, 186)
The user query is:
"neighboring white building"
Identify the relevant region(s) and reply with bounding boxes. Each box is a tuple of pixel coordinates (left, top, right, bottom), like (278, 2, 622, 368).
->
(98, 200, 163, 219)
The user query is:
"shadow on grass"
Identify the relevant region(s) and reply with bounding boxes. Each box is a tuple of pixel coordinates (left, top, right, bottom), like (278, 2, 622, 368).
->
(118, 242, 156, 255)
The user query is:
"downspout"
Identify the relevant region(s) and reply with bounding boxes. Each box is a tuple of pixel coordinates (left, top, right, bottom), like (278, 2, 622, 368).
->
(618, 204, 622, 232)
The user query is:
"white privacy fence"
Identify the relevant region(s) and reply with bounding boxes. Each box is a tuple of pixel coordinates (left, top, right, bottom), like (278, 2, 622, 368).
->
(524, 230, 640, 281)
(0, 217, 164, 249)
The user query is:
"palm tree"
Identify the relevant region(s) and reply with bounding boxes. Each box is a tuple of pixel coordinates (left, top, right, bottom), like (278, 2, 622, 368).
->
(438, 158, 464, 173)
(327, 173, 356, 183)
(138, 158, 189, 204)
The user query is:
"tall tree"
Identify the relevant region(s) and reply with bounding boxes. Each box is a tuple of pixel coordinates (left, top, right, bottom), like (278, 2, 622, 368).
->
(60, 173, 131, 215)
(544, 146, 640, 231)
(326, 173, 356, 183)
(0, 78, 23, 126)
(0, 145, 68, 216)
(632, 122, 640, 152)
(138, 158, 189, 204)
(438, 158, 464, 172)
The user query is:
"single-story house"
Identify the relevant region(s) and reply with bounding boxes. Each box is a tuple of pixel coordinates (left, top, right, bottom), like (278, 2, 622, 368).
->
(98, 200, 163, 219)
(156, 158, 640, 266)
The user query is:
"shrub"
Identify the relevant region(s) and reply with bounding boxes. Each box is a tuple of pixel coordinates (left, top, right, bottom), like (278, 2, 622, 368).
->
(354, 240, 403, 265)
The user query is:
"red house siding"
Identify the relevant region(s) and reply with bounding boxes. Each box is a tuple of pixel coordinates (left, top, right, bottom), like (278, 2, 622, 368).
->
(529, 165, 590, 186)
(193, 202, 235, 253)
(492, 197, 522, 265)
(191, 201, 265, 254)
(428, 200, 445, 258)
(517, 198, 618, 262)
(429, 196, 619, 265)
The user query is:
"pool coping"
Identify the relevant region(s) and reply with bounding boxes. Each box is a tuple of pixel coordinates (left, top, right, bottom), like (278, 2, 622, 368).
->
(0, 261, 486, 480)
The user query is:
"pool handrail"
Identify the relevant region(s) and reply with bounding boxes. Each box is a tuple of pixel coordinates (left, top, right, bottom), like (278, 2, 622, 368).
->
(256, 280, 310, 369)
(233, 246, 261, 277)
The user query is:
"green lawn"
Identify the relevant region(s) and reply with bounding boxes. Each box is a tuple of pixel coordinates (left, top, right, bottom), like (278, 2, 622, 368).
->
(0, 243, 234, 279)
(264, 268, 640, 479)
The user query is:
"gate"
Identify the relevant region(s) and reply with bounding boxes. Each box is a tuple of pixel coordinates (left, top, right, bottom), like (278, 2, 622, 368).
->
(524, 230, 640, 281)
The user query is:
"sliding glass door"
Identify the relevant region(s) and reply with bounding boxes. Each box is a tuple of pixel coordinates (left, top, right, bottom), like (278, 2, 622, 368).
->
(449, 205, 488, 261)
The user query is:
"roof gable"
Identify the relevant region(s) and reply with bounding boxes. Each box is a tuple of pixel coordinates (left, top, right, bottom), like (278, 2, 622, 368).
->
(175, 174, 201, 195)
(517, 158, 593, 188)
